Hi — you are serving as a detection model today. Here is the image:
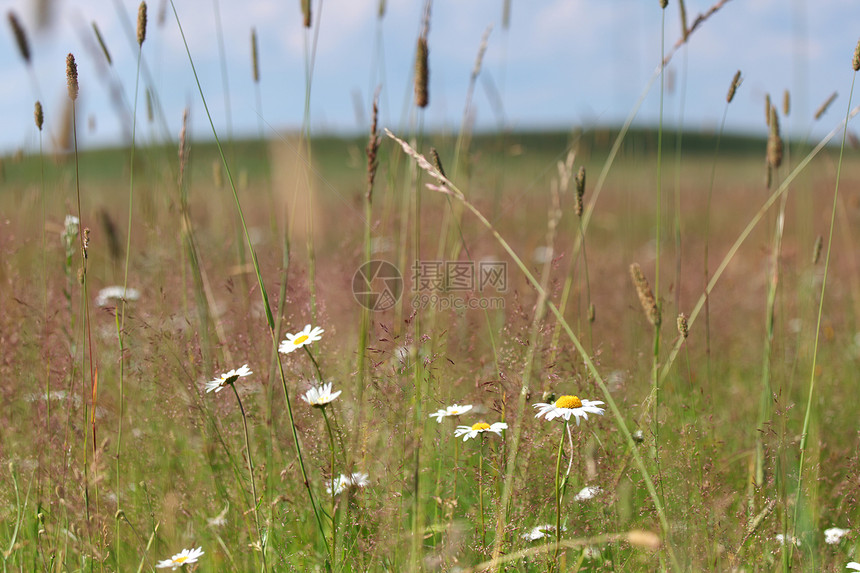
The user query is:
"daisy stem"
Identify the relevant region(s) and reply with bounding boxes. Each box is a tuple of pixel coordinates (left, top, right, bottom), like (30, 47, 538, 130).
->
(551, 420, 567, 571)
(229, 383, 266, 572)
(479, 435, 486, 548)
(322, 407, 338, 567)
(304, 346, 325, 381)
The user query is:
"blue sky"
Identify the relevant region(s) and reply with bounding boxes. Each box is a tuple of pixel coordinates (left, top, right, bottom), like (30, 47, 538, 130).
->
(1, 0, 858, 154)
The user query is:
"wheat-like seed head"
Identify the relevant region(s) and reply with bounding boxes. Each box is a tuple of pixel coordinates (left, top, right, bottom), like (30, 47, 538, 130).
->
(137, 2, 147, 47)
(574, 166, 586, 217)
(8, 11, 31, 64)
(178, 108, 189, 186)
(365, 90, 380, 202)
(66, 54, 79, 101)
(767, 107, 783, 169)
(677, 313, 688, 339)
(814, 92, 838, 121)
(415, 37, 429, 108)
(782, 89, 790, 116)
(853, 38, 860, 72)
(301, 0, 311, 28)
(764, 94, 772, 127)
(34, 101, 43, 131)
(726, 70, 742, 103)
(251, 28, 260, 83)
(630, 263, 660, 327)
(92, 22, 112, 65)
(812, 235, 823, 265)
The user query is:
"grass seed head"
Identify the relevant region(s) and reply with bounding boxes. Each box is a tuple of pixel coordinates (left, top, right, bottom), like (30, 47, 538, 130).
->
(854, 38, 860, 71)
(588, 303, 596, 323)
(92, 22, 112, 65)
(767, 107, 783, 169)
(251, 28, 260, 83)
(814, 91, 838, 121)
(764, 94, 772, 127)
(136, 1, 147, 46)
(660, 0, 668, 8)
(66, 53, 79, 101)
(34, 101, 43, 131)
(366, 90, 380, 202)
(782, 89, 790, 116)
(301, 0, 311, 28)
(677, 313, 688, 339)
(415, 37, 429, 108)
(813, 235, 823, 265)
(8, 11, 31, 64)
(574, 165, 586, 217)
(726, 70, 742, 103)
(630, 263, 660, 327)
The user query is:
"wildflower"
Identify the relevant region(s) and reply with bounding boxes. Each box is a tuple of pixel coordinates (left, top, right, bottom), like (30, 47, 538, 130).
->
(429, 403, 473, 423)
(349, 472, 370, 488)
(96, 286, 140, 307)
(301, 382, 341, 408)
(453, 421, 507, 442)
(205, 364, 252, 393)
(279, 324, 324, 354)
(574, 486, 601, 501)
(825, 527, 850, 545)
(533, 394, 605, 425)
(522, 524, 566, 541)
(156, 546, 204, 569)
(207, 504, 228, 528)
(775, 533, 800, 547)
(326, 472, 370, 495)
(327, 474, 349, 496)
(848, 563, 860, 571)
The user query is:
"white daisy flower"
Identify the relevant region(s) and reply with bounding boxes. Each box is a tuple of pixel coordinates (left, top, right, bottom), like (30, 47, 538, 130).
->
(453, 421, 508, 442)
(279, 324, 324, 354)
(96, 286, 140, 307)
(574, 486, 601, 501)
(533, 394, 605, 425)
(825, 527, 850, 545)
(156, 546, 204, 569)
(326, 472, 370, 495)
(301, 382, 342, 408)
(522, 524, 566, 541)
(349, 472, 370, 488)
(848, 563, 860, 571)
(205, 364, 252, 393)
(327, 474, 350, 496)
(429, 403, 473, 423)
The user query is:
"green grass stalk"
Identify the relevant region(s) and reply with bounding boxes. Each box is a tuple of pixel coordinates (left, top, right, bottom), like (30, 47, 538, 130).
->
(788, 53, 859, 564)
(168, 1, 330, 563)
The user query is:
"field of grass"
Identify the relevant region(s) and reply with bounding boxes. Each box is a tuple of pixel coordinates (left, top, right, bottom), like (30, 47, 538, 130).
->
(3, 2, 860, 572)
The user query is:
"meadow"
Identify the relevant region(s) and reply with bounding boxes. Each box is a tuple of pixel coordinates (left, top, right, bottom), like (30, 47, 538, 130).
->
(2, 1, 860, 571)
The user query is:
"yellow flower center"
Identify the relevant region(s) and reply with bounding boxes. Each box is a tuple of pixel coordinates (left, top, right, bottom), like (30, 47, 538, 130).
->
(294, 334, 309, 345)
(555, 395, 582, 409)
(471, 422, 491, 431)
(175, 556, 188, 564)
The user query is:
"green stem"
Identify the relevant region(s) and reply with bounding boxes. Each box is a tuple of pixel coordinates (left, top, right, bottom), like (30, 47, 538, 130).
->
(322, 407, 338, 568)
(788, 67, 858, 565)
(230, 383, 266, 572)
